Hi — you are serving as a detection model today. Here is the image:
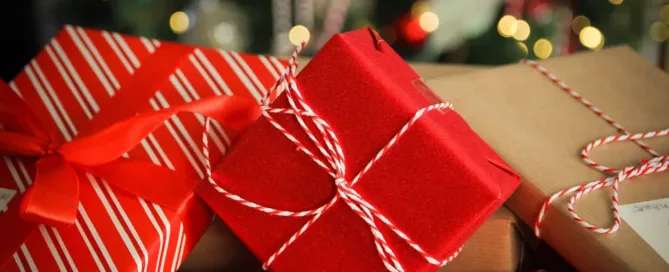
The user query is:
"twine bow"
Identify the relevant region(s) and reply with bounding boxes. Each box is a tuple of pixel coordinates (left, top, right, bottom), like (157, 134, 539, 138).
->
(202, 43, 462, 272)
(522, 60, 669, 237)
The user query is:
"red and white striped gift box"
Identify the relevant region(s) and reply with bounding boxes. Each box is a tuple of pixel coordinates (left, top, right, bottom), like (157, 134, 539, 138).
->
(0, 25, 286, 272)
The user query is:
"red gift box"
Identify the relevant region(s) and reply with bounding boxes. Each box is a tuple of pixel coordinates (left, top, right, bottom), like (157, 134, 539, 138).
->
(198, 28, 520, 271)
(0, 25, 285, 272)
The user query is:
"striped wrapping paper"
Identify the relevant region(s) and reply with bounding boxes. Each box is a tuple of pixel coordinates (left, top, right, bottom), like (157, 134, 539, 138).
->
(0, 25, 286, 272)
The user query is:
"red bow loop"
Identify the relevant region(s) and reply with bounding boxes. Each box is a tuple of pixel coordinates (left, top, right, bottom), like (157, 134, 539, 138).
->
(0, 79, 260, 227)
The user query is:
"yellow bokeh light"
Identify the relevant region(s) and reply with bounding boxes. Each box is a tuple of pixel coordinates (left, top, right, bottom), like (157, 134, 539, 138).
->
(289, 25, 311, 46)
(571, 15, 591, 34)
(169, 11, 190, 34)
(533, 38, 553, 59)
(517, 42, 528, 55)
(419, 12, 439, 33)
(579, 26, 603, 49)
(650, 22, 669, 42)
(660, 5, 669, 24)
(497, 15, 518, 38)
(513, 20, 530, 41)
(411, 1, 431, 18)
(609, 0, 623, 5)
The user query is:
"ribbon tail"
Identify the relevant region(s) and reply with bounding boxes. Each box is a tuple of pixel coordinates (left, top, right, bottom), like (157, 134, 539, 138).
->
(58, 95, 260, 166)
(20, 155, 80, 228)
(82, 159, 199, 213)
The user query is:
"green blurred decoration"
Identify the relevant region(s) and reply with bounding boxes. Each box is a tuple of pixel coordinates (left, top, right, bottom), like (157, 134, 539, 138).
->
(40, 0, 669, 66)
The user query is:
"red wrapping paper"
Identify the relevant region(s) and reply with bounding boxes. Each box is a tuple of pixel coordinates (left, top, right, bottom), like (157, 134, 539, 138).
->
(0, 25, 286, 272)
(198, 28, 520, 271)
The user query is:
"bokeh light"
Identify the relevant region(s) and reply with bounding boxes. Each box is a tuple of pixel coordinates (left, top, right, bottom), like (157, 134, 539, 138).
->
(579, 26, 604, 49)
(419, 12, 439, 33)
(169, 11, 190, 34)
(517, 42, 528, 55)
(650, 22, 669, 42)
(411, 1, 431, 18)
(571, 16, 591, 34)
(497, 15, 518, 38)
(660, 5, 669, 24)
(289, 25, 310, 45)
(533, 39, 552, 59)
(609, 0, 623, 5)
(513, 20, 530, 41)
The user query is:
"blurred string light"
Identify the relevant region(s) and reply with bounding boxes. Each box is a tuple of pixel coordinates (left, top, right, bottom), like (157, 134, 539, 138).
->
(513, 20, 530, 41)
(650, 22, 669, 42)
(533, 38, 552, 59)
(517, 42, 528, 55)
(497, 15, 518, 38)
(170, 11, 190, 34)
(289, 25, 311, 46)
(571, 15, 590, 34)
(213, 22, 235, 46)
(419, 12, 439, 33)
(579, 26, 604, 50)
(609, 0, 623, 5)
(661, 5, 669, 24)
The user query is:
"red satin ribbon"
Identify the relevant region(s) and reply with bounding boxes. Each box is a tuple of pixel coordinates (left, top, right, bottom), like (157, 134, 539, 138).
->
(0, 79, 260, 227)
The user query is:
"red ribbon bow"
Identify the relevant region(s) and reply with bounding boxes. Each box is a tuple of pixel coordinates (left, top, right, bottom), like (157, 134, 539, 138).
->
(0, 79, 260, 228)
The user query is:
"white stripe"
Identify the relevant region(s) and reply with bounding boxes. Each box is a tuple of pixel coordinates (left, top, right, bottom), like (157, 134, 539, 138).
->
(155, 93, 207, 176)
(170, 74, 227, 150)
(188, 55, 223, 96)
(176, 233, 186, 268)
(45, 45, 93, 119)
(51, 39, 100, 113)
(38, 226, 67, 272)
(140, 38, 155, 53)
(176, 69, 232, 146)
(21, 245, 38, 272)
(269, 56, 286, 74)
(102, 31, 134, 74)
(149, 97, 203, 178)
(79, 204, 118, 272)
(75, 27, 120, 92)
(193, 50, 234, 96)
(230, 51, 267, 94)
(113, 33, 141, 68)
(88, 174, 143, 272)
(13, 253, 26, 272)
(218, 50, 262, 101)
(31, 61, 79, 136)
(64, 26, 115, 95)
(17, 162, 31, 186)
(51, 229, 78, 272)
(25, 65, 72, 140)
(137, 199, 164, 272)
(74, 220, 106, 271)
(152, 40, 161, 47)
(169, 224, 184, 272)
(9, 82, 22, 98)
(154, 206, 171, 272)
(4, 157, 25, 192)
(148, 134, 175, 170)
(259, 56, 280, 79)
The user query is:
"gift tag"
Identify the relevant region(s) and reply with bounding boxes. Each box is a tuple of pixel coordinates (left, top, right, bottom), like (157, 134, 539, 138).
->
(0, 187, 17, 213)
(619, 198, 669, 264)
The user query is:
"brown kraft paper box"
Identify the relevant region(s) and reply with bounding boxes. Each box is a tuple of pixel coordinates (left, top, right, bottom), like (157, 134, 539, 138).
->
(427, 46, 669, 272)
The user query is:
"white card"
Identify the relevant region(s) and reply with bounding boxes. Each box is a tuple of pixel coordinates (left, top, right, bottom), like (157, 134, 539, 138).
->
(619, 198, 669, 264)
(0, 187, 17, 213)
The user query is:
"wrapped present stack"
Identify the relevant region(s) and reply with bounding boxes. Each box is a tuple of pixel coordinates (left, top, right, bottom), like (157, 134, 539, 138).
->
(1, 25, 524, 272)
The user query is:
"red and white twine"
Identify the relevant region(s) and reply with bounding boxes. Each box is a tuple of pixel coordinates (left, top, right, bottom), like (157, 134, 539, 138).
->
(523, 59, 669, 237)
(202, 42, 462, 271)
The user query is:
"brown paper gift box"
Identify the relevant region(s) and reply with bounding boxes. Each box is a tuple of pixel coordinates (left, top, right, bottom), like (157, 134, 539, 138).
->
(428, 46, 669, 272)
(439, 207, 523, 272)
